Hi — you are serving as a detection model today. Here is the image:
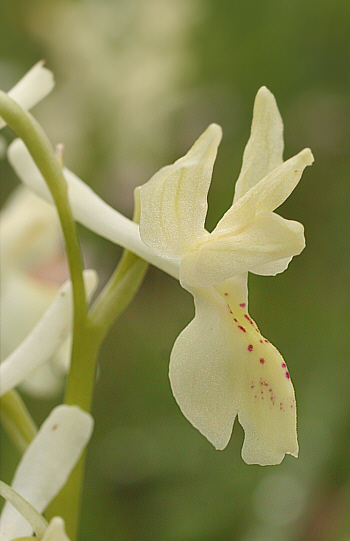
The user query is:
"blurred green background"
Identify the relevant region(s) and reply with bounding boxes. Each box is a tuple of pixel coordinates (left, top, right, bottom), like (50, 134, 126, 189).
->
(1, 0, 350, 540)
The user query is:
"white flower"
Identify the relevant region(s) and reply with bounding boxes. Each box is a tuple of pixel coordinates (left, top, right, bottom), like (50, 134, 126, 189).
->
(0, 187, 90, 398)
(0, 405, 93, 541)
(0, 61, 54, 130)
(138, 87, 314, 465)
(0, 269, 98, 398)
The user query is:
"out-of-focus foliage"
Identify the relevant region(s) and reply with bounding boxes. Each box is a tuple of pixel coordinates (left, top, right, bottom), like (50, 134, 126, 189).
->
(1, 0, 350, 540)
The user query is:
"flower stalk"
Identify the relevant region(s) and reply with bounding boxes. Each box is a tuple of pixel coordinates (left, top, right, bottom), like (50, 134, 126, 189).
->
(0, 92, 89, 411)
(0, 391, 37, 455)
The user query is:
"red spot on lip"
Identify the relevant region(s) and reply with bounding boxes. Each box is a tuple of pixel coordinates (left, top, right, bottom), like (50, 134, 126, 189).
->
(234, 318, 238, 322)
(238, 326, 246, 332)
(281, 363, 286, 368)
(285, 372, 290, 379)
(244, 315, 254, 324)
(248, 344, 253, 352)
(251, 384, 255, 389)
(260, 358, 265, 364)
(239, 303, 246, 308)
(224, 292, 228, 296)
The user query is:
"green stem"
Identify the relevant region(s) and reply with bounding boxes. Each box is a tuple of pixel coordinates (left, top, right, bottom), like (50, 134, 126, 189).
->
(0, 95, 149, 540)
(0, 390, 37, 455)
(50, 198, 148, 539)
(0, 92, 88, 540)
(88, 187, 148, 340)
(89, 250, 149, 341)
(0, 91, 88, 386)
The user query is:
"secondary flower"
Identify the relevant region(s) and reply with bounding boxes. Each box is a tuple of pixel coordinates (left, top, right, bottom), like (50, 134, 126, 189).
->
(0, 269, 98, 398)
(0, 405, 93, 540)
(1, 187, 83, 397)
(138, 87, 314, 465)
(0, 61, 54, 130)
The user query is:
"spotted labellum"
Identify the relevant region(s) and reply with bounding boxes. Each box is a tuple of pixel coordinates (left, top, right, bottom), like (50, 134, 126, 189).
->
(139, 87, 313, 465)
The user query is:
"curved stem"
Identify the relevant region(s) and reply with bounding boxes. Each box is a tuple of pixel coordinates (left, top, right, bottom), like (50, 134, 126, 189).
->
(0, 93, 149, 541)
(0, 92, 88, 540)
(89, 247, 148, 340)
(0, 390, 37, 455)
(0, 91, 88, 379)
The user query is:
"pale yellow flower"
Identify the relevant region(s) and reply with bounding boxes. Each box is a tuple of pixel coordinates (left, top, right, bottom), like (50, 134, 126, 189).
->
(0, 187, 72, 397)
(138, 87, 313, 465)
(6, 87, 313, 464)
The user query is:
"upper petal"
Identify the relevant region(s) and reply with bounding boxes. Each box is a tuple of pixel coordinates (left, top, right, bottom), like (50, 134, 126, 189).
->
(181, 212, 305, 287)
(249, 256, 293, 276)
(169, 281, 298, 464)
(214, 148, 314, 235)
(233, 87, 284, 202)
(0, 405, 93, 540)
(139, 124, 222, 258)
(0, 62, 54, 129)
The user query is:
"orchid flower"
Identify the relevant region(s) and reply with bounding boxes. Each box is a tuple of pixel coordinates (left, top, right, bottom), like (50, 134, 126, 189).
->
(0, 61, 54, 130)
(0, 187, 74, 397)
(0, 404, 93, 541)
(0, 269, 97, 398)
(6, 87, 313, 464)
(138, 87, 314, 465)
